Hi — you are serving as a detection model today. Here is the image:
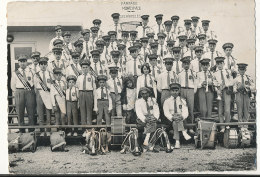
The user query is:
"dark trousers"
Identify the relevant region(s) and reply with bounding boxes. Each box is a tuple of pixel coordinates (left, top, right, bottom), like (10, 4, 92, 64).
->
(67, 101, 78, 132)
(218, 88, 231, 129)
(198, 88, 214, 119)
(15, 89, 36, 132)
(181, 88, 194, 124)
(79, 91, 94, 125)
(125, 109, 136, 124)
(97, 100, 110, 125)
(236, 92, 250, 123)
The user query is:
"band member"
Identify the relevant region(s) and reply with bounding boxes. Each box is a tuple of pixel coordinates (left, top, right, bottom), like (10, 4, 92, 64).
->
(197, 33, 208, 51)
(11, 55, 36, 133)
(129, 31, 138, 46)
(34, 57, 53, 136)
(171, 15, 181, 40)
(222, 43, 237, 76)
(95, 39, 108, 66)
(90, 49, 107, 77)
(108, 31, 118, 52)
(48, 39, 64, 62)
(117, 43, 127, 66)
(191, 16, 201, 38)
(136, 15, 153, 38)
(121, 75, 137, 124)
(157, 57, 179, 107)
(89, 26, 99, 49)
(92, 19, 104, 39)
(120, 31, 131, 50)
(102, 35, 112, 62)
(110, 50, 124, 78)
(140, 37, 150, 62)
(74, 40, 86, 63)
(49, 25, 63, 51)
(81, 29, 91, 60)
(107, 66, 123, 116)
(149, 42, 162, 67)
(76, 59, 96, 125)
(62, 31, 73, 63)
(111, 13, 121, 37)
(154, 14, 165, 36)
(66, 75, 79, 136)
(177, 34, 188, 58)
(135, 87, 160, 150)
(134, 42, 144, 62)
(49, 47, 66, 76)
(178, 56, 197, 133)
(94, 75, 112, 125)
(163, 83, 191, 149)
(125, 46, 144, 85)
(197, 58, 216, 119)
(157, 32, 167, 58)
(136, 63, 157, 99)
(166, 40, 175, 56)
(148, 54, 161, 81)
(190, 46, 204, 73)
(185, 38, 196, 61)
(183, 19, 192, 38)
(213, 57, 234, 132)
(204, 39, 222, 71)
(66, 52, 82, 78)
(172, 47, 183, 74)
(164, 20, 174, 41)
(50, 68, 66, 126)
(146, 32, 155, 44)
(28, 51, 41, 75)
(233, 63, 255, 126)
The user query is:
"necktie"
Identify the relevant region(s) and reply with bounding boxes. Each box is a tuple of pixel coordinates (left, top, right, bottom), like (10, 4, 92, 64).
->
(95, 63, 98, 74)
(241, 75, 245, 87)
(43, 71, 47, 86)
(199, 59, 201, 72)
(69, 87, 72, 101)
(34, 65, 37, 73)
(191, 50, 193, 60)
(143, 27, 145, 37)
(143, 48, 146, 62)
(76, 63, 79, 69)
(57, 61, 59, 68)
(101, 87, 105, 99)
(167, 71, 170, 88)
(176, 59, 180, 74)
(204, 71, 207, 82)
(181, 47, 184, 58)
(161, 45, 163, 57)
(211, 51, 214, 67)
(227, 56, 230, 69)
(174, 98, 177, 113)
(167, 32, 170, 40)
(185, 70, 189, 87)
(114, 78, 118, 95)
(174, 26, 176, 34)
(22, 69, 27, 81)
(158, 25, 161, 33)
(221, 70, 225, 86)
(152, 66, 155, 78)
(83, 74, 86, 90)
(134, 59, 137, 76)
(115, 25, 118, 35)
(144, 74, 148, 87)
(146, 100, 151, 115)
(58, 81, 61, 89)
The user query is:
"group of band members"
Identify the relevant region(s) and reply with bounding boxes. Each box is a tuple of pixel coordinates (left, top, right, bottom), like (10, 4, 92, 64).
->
(11, 13, 255, 149)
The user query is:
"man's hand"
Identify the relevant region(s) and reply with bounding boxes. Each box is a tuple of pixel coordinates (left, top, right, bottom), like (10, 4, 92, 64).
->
(53, 106, 57, 112)
(202, 81, 207, 87)
(122, 104, 127, 110)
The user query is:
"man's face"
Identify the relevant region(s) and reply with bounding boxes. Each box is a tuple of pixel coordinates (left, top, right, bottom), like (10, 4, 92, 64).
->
(148, 37, 154, 43)
(216, 62, 224, 70)
(165, 62, 173, 71)
(156, 19, 162, 25)
(158, 37, 165, 45)
(83, 33, 90, 41)
(99, 80, 105, 87)
(92, 55, 100, 63)
(32, 57, 39, 65)
(56, 29, 62, 37)
(73, 57, 80, 64)
(94, 24, 100, 28)
(171, 89, 180, 98)
(54, 51, 61, 60)
(39, 62, 47, 71)
(68, 80, 75, 88)
(238, 68, 246, 75)
(142, 19, 149, 26)
(96, 45, 104, 53)
(110, 71, 118, 78)
(141, 91, 149, 100)
(142, 41, 148, 48)
(188, 42, 195, 49)
(122, 35, 129, 42)
(183, 62, 190, 70)
(209, 44, 216, 52)
(224, 48, 232, 56)
(130, 35, 137, 41)
(172, 20, 178, 26)
(179, 40, 186, 47)
(92, 31, 98, 38)
(202, 63, 209, 71)
(75, 45, 83, 53)
(202, 25, 209, 32)
(149, 59, 157, 66)
(63, 35, 71, 43)
(195, 50, 203, 58)
(167, 45, 174, 52)
(110, 35, 116, 42)
(81, 65, 89, 74)
(185, 24, 191, 30)
(19, 60, 28, 69)
(112, 56, 119, 63)
(173, 52, 180, 59)
(151, 47, 158, 54)
(54, 73, 62, 81)
(55, 44, 63, 48)
(192, 21, 198, 27)
(199, 38, 206, 45)
(165, 25, 172, 32)
(130, 51, 138, 58)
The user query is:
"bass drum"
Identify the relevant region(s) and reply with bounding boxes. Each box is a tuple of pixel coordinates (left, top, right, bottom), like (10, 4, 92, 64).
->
(223, 128, 239, 149)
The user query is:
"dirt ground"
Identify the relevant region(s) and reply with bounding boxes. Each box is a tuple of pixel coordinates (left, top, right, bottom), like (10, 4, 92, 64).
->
(8, 144, 257, 174)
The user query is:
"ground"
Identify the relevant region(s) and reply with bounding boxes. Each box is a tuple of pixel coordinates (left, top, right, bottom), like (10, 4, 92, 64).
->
(8, 144, 257, 174)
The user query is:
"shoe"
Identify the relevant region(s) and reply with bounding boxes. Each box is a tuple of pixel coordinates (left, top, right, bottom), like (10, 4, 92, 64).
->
(67, 132, 72, 136)
(182, 131, 191, 140)
(102, 119, 105, 123)
(175, 141, 180, 149)
(189, 129, 195, 134)
(152, 147, 160, 153)
(46, 132, 51, 136)
(226, 126, 230, 130)
(73, 132, 78, 136)
(120, 147, 126, 154)
(40, 132, 45, 137)
(220, 128, 225, 133)
(92, 119, 97, 123)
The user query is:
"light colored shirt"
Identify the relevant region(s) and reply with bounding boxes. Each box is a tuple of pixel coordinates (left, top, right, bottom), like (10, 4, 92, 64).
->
(90, 61, 108, 76)
(94, 87, 112, 111)
(157, 70, 179, 92)
(136, 25, 154, 39)
(107, 77, 123, 93)
(124, 88, 136, 111)
(66, 86, 79, 101)
(190, 57, 202, 73)
(65, 62, 82, 78)
(34, 70, 53, 90)
(149, 64, 162, 81)
(49, 36, 64, 51)
(125, 58, 144, 76)
(163, 96, 188, 121)
(136, 74, 157, 99)
(196, 70, 215, 88)
(28, 64, 41, 75)
(213, 69, 234, 87)
(11, 67, 34, 91)
(50, 80, 66, 107)
(224, 55, 237, 72)
(135, 97, 160, 123)
(76, 73, 96, 91)
(178, 69, 197, 89)
(233, 74, 255, 92)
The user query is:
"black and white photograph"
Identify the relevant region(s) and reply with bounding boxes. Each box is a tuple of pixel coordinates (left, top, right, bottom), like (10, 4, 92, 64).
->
(0, 0, 259, 175)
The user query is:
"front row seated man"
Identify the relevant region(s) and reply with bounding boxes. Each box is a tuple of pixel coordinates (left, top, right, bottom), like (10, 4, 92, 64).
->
(163, 83, 191, 149)
(135, 87, 160, 152)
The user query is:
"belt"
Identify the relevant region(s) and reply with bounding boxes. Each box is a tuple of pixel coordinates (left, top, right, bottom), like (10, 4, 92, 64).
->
(66, 100, 77, 102)
(181, 87, 194, 89)
(16, 88, 27, 90)
(79, 90, 93, 92)
(162, 89, 170, 91)
(98, 99, 108, 101)
(110, 92, 121, 94)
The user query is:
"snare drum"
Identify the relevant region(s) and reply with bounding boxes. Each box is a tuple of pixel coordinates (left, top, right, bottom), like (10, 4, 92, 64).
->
(223, 128, 239, 149)
(239, 128, 252, 148)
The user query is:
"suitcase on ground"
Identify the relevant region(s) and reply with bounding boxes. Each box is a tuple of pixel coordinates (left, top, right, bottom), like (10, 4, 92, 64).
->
(50, 131, 66, 151)
(223, 128, 239, 149)
(8, 132, 37, 153)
